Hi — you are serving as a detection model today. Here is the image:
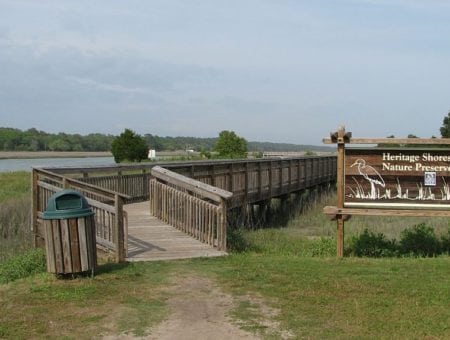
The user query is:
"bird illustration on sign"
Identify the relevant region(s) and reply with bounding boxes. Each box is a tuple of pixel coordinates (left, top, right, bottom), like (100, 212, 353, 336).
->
(350, 159, 385, 199)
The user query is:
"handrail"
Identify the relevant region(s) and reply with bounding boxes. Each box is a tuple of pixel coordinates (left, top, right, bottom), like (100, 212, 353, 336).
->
(151, 166, 233, 203)
(149, 168, 231, 250)
(43, 156, 335, 175)
(33, 156, 337, 258)
(35, 167, 130, 201)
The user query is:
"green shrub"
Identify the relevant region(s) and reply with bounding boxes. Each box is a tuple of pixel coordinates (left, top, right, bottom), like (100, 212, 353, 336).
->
(439, 227, 450, 255)
(399, 223, 441, 257)
(227, 228, 253, 253)
(348, 229, 397, 257)
(0, 248, 46, 284)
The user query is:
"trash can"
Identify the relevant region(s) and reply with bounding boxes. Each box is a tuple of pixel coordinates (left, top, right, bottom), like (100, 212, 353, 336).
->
(43, 190, 97, 275)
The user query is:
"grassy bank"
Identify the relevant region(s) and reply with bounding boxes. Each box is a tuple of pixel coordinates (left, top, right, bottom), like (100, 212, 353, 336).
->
(1, 256, 449, 338)
(1, 173, 450, 338)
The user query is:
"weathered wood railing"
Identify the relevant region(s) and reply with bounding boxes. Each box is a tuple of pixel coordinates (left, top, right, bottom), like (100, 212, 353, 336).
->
(35, 156, 336, 257)
(149, 166, 232, 250)
(71, 157, 336, 207)
(32, 168, 128, 262)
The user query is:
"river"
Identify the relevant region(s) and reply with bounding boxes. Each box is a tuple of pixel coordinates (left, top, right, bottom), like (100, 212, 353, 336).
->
(0, 157, 116, 172)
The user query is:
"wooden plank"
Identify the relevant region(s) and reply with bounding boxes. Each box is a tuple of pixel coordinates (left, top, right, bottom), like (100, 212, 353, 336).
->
(88, 216, 97, 269)
(52, 220, 63, 273)
(124, 202, 227, 261)
(114, 194, 125, 262)
(60, 219, 72, 273)
(44, 220, 56, 273)
(324, 205, 450, 217)
(151, 166, 232, 202)
(78, 217, 89, 272)
(69, 218, 81, 273)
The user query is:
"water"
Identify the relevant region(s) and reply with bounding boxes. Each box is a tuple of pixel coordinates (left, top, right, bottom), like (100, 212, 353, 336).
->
(0, 157, 116, 172)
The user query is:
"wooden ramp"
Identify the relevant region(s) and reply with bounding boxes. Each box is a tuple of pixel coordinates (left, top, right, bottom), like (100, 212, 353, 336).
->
(124, 202, 227, 262)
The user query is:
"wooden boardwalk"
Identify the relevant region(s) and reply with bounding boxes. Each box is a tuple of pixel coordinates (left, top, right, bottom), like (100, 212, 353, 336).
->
(124, 202, 227, 262)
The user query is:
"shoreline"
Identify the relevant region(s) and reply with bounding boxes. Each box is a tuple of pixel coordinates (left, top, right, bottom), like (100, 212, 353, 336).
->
(0, 151, 112, 159)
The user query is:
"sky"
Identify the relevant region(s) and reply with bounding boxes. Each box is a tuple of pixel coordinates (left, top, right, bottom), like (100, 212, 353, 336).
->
(1, 0, 450, 145)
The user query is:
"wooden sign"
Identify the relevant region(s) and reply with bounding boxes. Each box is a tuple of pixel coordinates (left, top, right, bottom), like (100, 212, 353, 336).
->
(345, 148, 450, 208)
(323, 126, 450, 257)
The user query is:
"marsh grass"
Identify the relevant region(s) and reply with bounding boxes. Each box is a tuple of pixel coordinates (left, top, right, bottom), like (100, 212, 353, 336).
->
(0, 171, 30, 201)
(237, 188, 450, 258)
(0, 196, 33, 263)
(268, 190, 450, 240)
(0, 172, 33, 263)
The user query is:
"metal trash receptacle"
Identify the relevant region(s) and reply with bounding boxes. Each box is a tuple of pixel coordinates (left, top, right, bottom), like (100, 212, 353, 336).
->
(43, 189, 97, 275)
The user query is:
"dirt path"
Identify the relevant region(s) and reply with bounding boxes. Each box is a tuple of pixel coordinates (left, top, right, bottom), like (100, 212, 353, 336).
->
(148, 275, 260, 340)
(104, 273, 290, 340)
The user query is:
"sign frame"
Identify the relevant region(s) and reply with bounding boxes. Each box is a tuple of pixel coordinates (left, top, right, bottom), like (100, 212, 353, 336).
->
(323, 126, 450, 257)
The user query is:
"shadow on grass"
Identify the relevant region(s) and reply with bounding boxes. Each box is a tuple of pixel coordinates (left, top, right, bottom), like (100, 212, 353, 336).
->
(95, 262, 130, 276)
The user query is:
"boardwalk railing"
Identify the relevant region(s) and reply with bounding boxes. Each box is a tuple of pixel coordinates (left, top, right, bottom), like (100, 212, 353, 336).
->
(33, 156, 336, 259)
(149, 166, 232, 250)
(72, 157, 336, 207)
(32, 168, 128, 262)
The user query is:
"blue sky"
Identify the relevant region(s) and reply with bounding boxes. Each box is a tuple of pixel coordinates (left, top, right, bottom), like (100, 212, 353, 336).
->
(1, 0, 449, 144)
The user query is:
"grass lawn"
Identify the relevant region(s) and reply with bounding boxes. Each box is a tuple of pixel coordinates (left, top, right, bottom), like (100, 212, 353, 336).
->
(1, 255, 450, 339)
(1, 172, 450, 338)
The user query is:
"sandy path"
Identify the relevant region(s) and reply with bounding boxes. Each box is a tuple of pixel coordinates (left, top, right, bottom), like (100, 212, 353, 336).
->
(103, 273, 291, 340)
(148, 275, 259, 340)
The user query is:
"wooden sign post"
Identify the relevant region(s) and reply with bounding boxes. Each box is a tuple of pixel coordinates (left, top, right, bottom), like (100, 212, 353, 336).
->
(324, 126, 450, 257)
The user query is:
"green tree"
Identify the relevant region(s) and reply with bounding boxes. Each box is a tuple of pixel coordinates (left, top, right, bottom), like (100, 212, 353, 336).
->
(440, 111, 450, 138)
(214, 130, 247, 159)
(111, 129, 148, 163)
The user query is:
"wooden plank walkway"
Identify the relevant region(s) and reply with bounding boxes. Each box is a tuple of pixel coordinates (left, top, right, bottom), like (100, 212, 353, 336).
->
(124, 202, 227, 262)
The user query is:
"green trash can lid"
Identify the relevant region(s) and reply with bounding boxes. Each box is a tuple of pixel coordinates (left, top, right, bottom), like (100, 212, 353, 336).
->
(43, 189, 94, 220)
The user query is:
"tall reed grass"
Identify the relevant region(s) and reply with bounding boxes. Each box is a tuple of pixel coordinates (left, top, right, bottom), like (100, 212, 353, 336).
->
(0, 171, 32, 263)
(236, 188, 450, 256)
(0, 196, 32, 263)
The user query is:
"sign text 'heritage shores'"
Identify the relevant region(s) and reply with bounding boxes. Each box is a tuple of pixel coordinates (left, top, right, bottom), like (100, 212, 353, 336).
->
(382, 152, 450, 172)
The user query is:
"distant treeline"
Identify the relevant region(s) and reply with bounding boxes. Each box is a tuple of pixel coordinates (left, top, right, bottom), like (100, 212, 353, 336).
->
(0, 127, 331, 152)
(0, 127, 114, 152)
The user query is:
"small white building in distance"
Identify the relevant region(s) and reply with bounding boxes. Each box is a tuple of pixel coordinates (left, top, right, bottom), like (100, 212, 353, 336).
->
(148, 149, 156, 160)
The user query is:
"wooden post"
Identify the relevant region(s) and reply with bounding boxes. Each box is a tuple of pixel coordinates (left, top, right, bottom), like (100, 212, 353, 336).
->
(229, 163, 234, 192)
(219, 198, 227, 251)
(336, 126, 347, 258)
(211, 165, 216, 187)
(114, 194, 125, 262)
(258, 162, 263, 199)
(118, 170, 123, 194)
(269, 161, 273, 197)
(244, 162, 249, 204)
(279, 160, 282, 193)
(288, 159, 292, 192)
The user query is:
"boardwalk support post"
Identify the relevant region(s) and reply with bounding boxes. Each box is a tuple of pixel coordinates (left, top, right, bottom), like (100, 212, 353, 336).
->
(115, 194, 125, 262)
